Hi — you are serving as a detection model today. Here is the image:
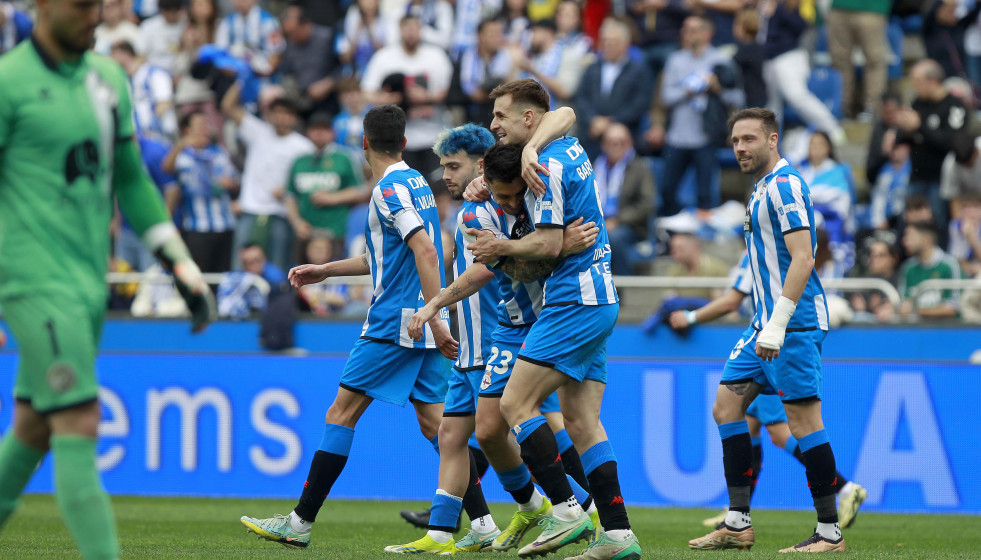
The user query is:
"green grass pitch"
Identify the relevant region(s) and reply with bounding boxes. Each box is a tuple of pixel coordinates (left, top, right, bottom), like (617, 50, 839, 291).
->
(3, 495, 979, 558)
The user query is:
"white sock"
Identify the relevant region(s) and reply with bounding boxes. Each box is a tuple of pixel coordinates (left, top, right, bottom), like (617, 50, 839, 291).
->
(838, 481, 855, 496)
(519, 489, 544, 512)
(724, 510, 751, 530)
(471, 514, 497, 534)
(551, 496, 583, 522)
(427, 530, 453, 544)
(586, 501, 597, 516)
(816, 522, 841, 541)
(605, 529, 634, 542)
(288, 511, 313, 532)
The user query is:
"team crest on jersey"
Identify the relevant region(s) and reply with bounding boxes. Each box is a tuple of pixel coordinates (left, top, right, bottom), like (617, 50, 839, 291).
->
(480, 369, 492, 390)
(65, 139, 100, 185)
(46, 362, 77, 394)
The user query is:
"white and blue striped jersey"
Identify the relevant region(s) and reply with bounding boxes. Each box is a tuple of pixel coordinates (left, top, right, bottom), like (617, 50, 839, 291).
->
(362, 161, 447, 349)
(174, 145, 238, 233)
(131, 63, 176, 140)
(461, 199, 544, 327)
(215, 5, 285, 75)
(453, 202, 500, 371)
(730, 252, 753, 295)
(529, 136, 618, 307)
(744, 158, 829, 331)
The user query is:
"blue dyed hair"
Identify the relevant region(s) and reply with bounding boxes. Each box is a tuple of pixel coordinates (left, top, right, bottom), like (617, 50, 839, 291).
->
(432, 123, 496, 159)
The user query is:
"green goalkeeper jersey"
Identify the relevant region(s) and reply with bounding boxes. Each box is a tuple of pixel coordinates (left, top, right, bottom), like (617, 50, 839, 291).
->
(0, 38, 136, 301)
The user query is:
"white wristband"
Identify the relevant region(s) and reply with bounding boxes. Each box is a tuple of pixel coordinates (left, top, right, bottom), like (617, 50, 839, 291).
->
(685, 310, 698, 325)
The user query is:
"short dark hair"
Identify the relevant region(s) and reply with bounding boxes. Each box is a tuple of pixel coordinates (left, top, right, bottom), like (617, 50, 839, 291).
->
(489, 79, 550, 113)
(363, 104, 406, 155)
(905, 194, 931, 212)
(400, 14, 420, 26)
(809, 131, 837, 162)
(268, 97, 300, 115)
(907, 220, 939, 240)
(728, 107, 779, 137)
(881, 90, 902, 105)
(530, 18, 557, 32)
(482, 143, 523, 185)
(241, 242, 264, 253)
(179, 109, 204, 133)
(477, 17, 504, 34)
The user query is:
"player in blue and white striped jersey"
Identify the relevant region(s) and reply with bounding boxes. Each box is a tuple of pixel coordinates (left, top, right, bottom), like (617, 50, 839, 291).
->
(240, 105, 457, 551)
(466, 79, 637, 560)
(669, 254, 866, 532)
(689, 108, 845, 554)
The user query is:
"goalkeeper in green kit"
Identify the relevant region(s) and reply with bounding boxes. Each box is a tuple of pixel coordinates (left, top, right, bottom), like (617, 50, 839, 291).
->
(0, 0, 216, 558)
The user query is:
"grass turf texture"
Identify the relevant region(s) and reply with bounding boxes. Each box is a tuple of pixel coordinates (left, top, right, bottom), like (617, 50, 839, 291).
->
(3, 495, 979, 559)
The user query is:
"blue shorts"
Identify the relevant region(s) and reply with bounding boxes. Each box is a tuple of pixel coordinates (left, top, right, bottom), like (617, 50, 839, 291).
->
(518, 303, 617, 383)
(479, 323, 559, 413)
(746, 394, 788, 425)
(340, 338, 451, 407)
(444, 365, 483, 416)
(721, 326, 827, 402)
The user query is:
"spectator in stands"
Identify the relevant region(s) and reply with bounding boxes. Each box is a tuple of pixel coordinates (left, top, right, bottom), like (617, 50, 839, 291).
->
(732, 8, 767, 109)
(94, 0, 139, 56)
(923, 0, 981, 81)
(133, 0, 161, 20)
(221, 82, 314, 272)
(0, 1, 31, 56)
(759, 0, 848, 146)
(500, 0, 531, 47)
(510, 19, 569, 109)
(216, 0, 286, 79)
(658, 14, 742, 216)
(111, 41, 178, 141)
(453, 17, 513, 127)
(338, 0, 396, 76)
(297, 235, 353, 317)
(172, 0, 220, 122)
(595, 123, 657, 275)
(871, 140, 912, 230)
(404, 0, 455, 51)
(687, 0, 745, 47)
(964, 5, 981, 89)
(574, 17, 655, 159)
(286, 112, 367, 259)
(280, 4, 340, 116)
(827, 0, 890, 120)
(163, 110, 239, 273)
(114, 134, 178, 272)
(942, 134, 981, 202)
(898, 59, 970, 225)
(850, 238, 899, 322)
(217, 243, 288, 319)
(333, 78, 369, 157)
(948, 194, 981, 277)
(138, 0, 186, 75)
(240, 242, 287, 285)
(665, 232, 730, 298)
(899, 221, 962, 319)
(629, 0, 689, 78)
(865, 91, 904, 185)
(555, 0, 591, 58)
(361, 15, 453, 175)
(800, 131, 856, 277)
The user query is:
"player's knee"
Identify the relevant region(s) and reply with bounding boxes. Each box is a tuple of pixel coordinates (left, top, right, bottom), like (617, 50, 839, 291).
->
(475, 420, 506, 450)
(498, 392, 530, 426)
(437, 419, 467, 448)
(324, 403, 359, 428)
(712, 399, 739, 425)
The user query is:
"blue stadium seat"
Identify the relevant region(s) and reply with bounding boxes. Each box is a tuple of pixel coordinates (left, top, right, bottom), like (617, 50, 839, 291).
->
(782, 66, 844, 128)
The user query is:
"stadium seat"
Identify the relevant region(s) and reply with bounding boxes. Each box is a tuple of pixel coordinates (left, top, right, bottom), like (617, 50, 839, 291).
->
(782, 66, 844, 128)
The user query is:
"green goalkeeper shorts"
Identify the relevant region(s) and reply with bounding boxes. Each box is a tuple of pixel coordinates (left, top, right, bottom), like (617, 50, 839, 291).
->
(3, 294, 104, 414)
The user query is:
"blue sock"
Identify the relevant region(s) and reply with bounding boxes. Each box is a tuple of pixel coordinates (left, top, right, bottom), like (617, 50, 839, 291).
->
(554, 429, 574, 454)
(318, 424, 354, 456)
(567, 474, 589, 507)
(497, 465, 532, 492)
(512, 415, 548, 444)
(751, 436, 762, 447)
(580, 441, 617, 476)
(798, 430, 829, 453)
(429, 435, 440, 454)
(718, 420, 749, 440)
(430, 490, 463, 531)
(784, 435, 799, 454)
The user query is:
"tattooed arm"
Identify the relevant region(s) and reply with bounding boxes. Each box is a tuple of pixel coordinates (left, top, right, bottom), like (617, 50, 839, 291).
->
(496, 257, 561, 283)
(406, 263, 496, 341)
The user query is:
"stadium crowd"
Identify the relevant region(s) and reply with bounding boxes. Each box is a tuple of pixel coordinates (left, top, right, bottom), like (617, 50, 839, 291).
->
(1, 0, 979, 323)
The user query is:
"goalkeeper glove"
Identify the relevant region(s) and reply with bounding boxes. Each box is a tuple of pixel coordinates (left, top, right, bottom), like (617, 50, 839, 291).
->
(148, 224, 216, 333)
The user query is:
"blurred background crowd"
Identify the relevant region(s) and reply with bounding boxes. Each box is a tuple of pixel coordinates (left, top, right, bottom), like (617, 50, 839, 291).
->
(3, 0, 980, 326)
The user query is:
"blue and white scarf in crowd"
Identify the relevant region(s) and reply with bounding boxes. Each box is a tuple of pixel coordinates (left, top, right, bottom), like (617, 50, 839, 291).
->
(594, 148, 635, 219)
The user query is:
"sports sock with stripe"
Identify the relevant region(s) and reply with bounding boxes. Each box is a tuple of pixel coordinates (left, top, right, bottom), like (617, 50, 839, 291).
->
(750, 439, 763, 498)
(719, 420, 753, 516)
(294, 423, 354, 522)
(582, 440, 630, 531)
(461, 447, 492, 523)
(556, 432, 594, 511)
(513, 416, 574, 506)
(428, 489, 464, 536)
(799, 430, 840, 525)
